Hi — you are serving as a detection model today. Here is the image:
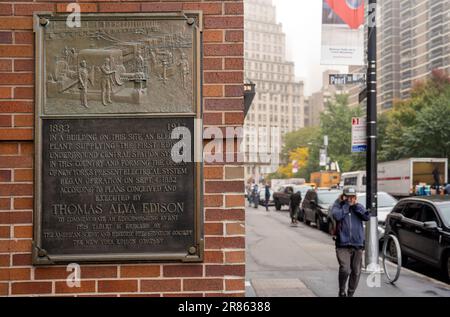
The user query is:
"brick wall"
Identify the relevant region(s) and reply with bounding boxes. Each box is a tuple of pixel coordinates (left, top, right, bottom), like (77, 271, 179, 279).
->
(0, 0, 245, 297)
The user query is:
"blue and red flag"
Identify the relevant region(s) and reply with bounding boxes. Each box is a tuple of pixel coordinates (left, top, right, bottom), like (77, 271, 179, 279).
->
(325, 0, 364, 29)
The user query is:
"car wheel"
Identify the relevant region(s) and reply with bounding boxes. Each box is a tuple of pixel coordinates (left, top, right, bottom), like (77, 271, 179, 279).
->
(298, 209, 304, 222)
(315, 215, 322, 230)
(305, 216, 311, 226)
(275, 200, 281, 211)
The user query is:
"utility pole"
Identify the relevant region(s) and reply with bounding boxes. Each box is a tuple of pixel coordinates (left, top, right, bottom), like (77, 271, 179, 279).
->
(365, 0, 381, 273)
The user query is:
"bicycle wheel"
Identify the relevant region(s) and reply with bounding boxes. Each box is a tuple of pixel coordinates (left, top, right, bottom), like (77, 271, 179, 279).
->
(382, 234, 402, 284)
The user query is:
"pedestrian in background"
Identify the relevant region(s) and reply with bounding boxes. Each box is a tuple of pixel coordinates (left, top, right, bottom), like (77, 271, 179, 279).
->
(290, 190, 302, 225)
(264, 184, 271, 212)
(331, 187, 370, 297)
(432, 166, 441, 194)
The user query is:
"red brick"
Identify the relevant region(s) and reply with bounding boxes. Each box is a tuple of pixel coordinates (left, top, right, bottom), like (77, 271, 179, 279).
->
(0, 129, 33, 141)
(225, 30, 244, 42)
(205, 209, 245, 221)
(225, 85, 244, 97)
(98, 3, 140, 12)
(0, 45, 33, 58)
(141, 279, 181, 292)
(0, 170, 11, 182)
(225, 3, 244, 15)
(120, 265, 160, 278)
(225, 58, 244, 70)
(14, 115, 34, 128)
(20, 143, 33, 155)
(204, 166, 223, 179)
(163, 265, 203, 277)
(204, 16, 243, 30)
(163, 293, 202, 297)
(0, 60, 12, 72)
(14, 32, 33, 45)
(13, 60, 33, 72)
(0, 156, 32, 168)
(56, 3, 98, 13)
(0, 184, 33, 196)
(0, 211, 32, 224)
(0, 17, 32, 30)
(0, 267, 30, 280)
(55, 280, 96, 294)
(14, 3, 55, 16)
(205, 181, 243, 193)
(12, 253, 31, 266)
(0, 226, 10, 238)
(225, 112, 244, 125)
(81, 266, 117, 278)
(0, 74, 33, 86)
(204, 85, 223, 97)
(204, 44, 243, 57)
(0, 254, 9, 267)
(226, 279, 244, 291)
(13, 197, 33, 210)
(204, 72, 243, 84)
(204, 251, 223, 264)
(205, 237, 245, 249)
(0, 4, 13, 16)
(0, 282, 7, 295)
(13, 225, 32, 238)
(182, 3, 222, 15)
(205, 99, 243, 111)
(204, 194, 223, 207)
(13, 169, 33, 182)
(0, 198, 10, 210)
(203, 58, 223, 70)
(141, 2, 183, 12)
(14, 88, 34, 100)
(98, 280, 137, 293)
(0, 143, 18, 155)
(225, 251, 245, 264)
(0, 32, 12, 44)
(204, 30, 223, 43)
(204, 223, 223, 235)
(203, 112, 222, 125)
(12, 282, 52, 295)
(35, 267, 68, 280)
(225, 195, 245, 208)
(206, 265, 245, 277)
(184, 279, 223, 291)
(0, 87, 12, 99)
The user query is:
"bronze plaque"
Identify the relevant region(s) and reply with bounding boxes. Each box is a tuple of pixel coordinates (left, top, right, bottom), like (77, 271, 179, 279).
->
(33, 13, 203, 264)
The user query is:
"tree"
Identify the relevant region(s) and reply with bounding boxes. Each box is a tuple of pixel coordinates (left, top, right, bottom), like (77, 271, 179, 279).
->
(380, 70, 450, 161)
(281, 127, 319, 163)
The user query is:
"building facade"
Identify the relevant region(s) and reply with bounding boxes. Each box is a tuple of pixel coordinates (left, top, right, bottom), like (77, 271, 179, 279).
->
(243, 0, 304, 181)
(0, 0, 245, 297)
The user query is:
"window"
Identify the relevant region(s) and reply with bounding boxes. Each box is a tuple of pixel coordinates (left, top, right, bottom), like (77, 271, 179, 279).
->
(344, 177, 357, 186)
(402, 203, 422, 219)
(417, 205, 439, 224)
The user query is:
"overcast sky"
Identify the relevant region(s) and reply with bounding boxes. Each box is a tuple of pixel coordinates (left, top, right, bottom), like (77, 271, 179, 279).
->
(272, 0, 347, 95)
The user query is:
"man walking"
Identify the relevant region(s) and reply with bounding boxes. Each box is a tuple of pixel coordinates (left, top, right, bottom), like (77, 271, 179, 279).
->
(331, 187, 370, 297)
(264, 183, 271, 212)
(290, 190, 302, 225)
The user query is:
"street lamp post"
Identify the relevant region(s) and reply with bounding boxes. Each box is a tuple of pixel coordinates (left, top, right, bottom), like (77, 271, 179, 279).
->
(365, 0, 381, 273)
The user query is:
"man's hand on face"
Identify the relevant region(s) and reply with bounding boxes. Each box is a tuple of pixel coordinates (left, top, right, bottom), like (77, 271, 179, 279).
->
(348, 196, 357, 206)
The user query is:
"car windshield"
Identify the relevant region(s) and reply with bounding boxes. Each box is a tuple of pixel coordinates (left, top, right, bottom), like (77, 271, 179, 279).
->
(358, 193, 397, 208)
(317, 192, 340, 205)
(437, 203, 450, 227)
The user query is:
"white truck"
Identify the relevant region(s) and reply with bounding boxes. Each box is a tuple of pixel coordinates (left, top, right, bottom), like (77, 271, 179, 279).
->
(377, 158, 448, 197)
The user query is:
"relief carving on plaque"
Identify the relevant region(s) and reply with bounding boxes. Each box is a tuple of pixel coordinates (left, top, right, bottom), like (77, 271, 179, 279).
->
(43, 18, 196, 115)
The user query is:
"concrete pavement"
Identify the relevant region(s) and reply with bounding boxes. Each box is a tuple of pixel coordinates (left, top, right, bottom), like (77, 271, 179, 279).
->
(245, 205, 450, 297)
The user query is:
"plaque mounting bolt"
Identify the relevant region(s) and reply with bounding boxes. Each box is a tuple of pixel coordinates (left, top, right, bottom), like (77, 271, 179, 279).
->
(188, 246, 197, 255)
(39, 17, 49, 27)
(187, 18, 195, 26)
(38, 249, 47, 257)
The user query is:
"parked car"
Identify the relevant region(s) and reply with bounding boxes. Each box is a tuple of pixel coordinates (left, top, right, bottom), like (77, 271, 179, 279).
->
(384, 196, 450, 281)
(356, 192, 398, 241)
(259, 188, 275, 206)
(300, 189, 341, 231)
(273, 184, 313, 211)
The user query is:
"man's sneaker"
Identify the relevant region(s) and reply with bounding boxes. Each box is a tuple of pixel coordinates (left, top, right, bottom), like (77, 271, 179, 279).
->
(339, 292, 347, 297)
(347, 291, 354, 297)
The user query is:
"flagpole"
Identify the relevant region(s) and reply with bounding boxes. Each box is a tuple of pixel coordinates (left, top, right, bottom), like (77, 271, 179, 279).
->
(365, 0, 381, 273)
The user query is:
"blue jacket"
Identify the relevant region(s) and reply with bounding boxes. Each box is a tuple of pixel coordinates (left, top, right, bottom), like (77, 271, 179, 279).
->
(331, 200, 370, 248)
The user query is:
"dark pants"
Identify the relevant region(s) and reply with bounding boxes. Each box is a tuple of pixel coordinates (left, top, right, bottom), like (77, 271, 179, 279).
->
(336, 247, 363, 296)
(265, 198, 270, 211)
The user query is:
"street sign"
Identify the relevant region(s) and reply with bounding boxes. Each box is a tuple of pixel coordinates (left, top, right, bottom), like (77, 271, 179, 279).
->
(329, 73, 366, 85)
(319, 149, 327, 166)
(359, 87, 367, 103)
(352, 117, 367, 153)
